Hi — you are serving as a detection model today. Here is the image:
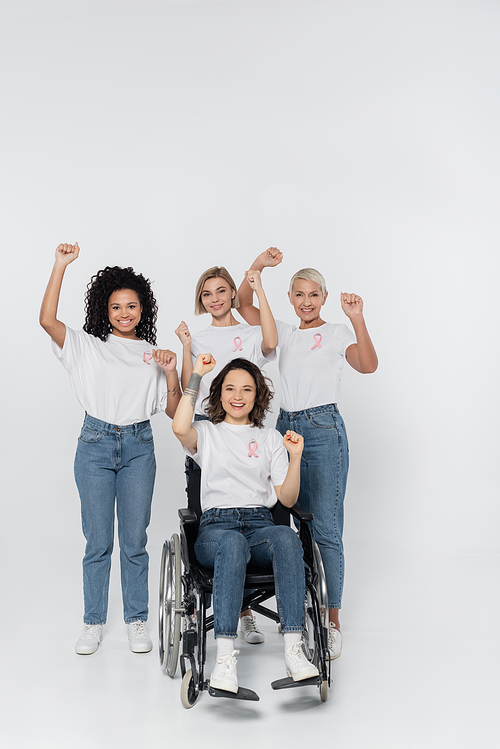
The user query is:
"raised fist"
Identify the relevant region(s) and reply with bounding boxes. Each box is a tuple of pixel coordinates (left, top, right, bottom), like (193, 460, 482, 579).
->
(175, 320, 192, 347)
(55, 242, 80, 266)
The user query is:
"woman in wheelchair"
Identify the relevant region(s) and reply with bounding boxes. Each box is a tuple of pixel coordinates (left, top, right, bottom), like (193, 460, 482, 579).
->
(172, 354, 319, 694)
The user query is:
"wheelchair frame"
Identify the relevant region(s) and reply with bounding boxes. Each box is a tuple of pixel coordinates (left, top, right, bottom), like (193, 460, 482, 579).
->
(159, 459, 331, 708)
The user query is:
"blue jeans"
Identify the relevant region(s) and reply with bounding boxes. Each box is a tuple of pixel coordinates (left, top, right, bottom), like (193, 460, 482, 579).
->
(74, 414, 156, 625)
(194, 508, 305, 637)
(276, 404, 348, 609)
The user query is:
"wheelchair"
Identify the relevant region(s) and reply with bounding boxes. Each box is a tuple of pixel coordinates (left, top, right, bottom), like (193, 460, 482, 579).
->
(158, 458, 331, 708)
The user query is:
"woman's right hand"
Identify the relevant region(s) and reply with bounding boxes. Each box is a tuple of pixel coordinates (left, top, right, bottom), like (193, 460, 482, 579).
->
(193, 353, 216, 376)
(55, 242, 80, 266)
(175, 320, 192, 347)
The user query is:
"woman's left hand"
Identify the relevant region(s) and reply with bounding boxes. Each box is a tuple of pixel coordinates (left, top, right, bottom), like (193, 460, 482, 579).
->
(283, 430, 304, 456)
(340, 292, 364, 319)
(244, 269, 263, 292)
(153, 349, 177, 371)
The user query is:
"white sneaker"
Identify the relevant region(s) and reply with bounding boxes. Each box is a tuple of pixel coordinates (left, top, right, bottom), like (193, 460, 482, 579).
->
(75, 624, 103, 655)
(327, 623, 342, 660)
(240, 615, 265, 644)
(127, 620, 153, 653)
(285, 642, 319, 681)
(210, 650, 239, 693)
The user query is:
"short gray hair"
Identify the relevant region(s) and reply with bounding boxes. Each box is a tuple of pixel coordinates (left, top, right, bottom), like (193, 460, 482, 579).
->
(289, 268, 327, 296)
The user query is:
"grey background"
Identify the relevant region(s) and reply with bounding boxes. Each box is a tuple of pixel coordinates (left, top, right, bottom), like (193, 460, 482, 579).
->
(1, 1, 498, 747)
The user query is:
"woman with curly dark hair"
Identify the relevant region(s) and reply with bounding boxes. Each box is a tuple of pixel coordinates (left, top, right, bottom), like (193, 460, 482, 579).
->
(172, 355, 319, 694)
(40, 242, 181, 656)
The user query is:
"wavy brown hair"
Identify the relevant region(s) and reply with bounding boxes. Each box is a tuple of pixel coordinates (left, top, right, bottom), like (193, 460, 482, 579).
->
(83, 266, 158, 344)
(204, 358, 273, 428)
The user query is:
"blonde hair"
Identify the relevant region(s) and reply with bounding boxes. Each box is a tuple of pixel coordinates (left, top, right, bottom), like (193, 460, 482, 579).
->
(289, 268, 327, 296)
(194, 266, 240, 316)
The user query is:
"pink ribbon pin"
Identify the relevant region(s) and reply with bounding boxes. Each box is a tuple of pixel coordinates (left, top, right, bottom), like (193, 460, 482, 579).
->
(311, 333, 322, 350)
(248, 439, 259, 458)
(233, 336, 243, 352)
(143, 352, 153, 365)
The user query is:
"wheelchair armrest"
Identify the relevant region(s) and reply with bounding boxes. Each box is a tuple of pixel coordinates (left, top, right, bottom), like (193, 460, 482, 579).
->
(288, 503, 313, 523)
(178, 508, 198, 525)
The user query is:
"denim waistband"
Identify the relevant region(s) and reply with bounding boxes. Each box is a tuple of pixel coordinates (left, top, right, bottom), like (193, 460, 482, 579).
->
(83, 413, 151, 434)
(278, 403, 339, 418)
(201, 507, 272, 520)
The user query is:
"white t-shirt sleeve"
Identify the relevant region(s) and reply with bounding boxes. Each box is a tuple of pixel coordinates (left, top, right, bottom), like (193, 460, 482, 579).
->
(269, 430, 289, 487)
(51, 325, 88, 372)
(183, 421, 206, 462)
(250, 326, 277, 366)
(276, 319, 294, 348)
(335, 323, 356, 355)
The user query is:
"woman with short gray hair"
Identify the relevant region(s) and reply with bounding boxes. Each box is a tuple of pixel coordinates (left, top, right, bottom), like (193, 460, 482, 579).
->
(238, 248, 378, 660)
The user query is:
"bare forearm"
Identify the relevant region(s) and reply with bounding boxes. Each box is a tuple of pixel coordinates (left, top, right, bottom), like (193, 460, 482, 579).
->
(349, 317, 378, 373)
(278, 455, 301, 507)
(180, 346, 194, 390)
(255, 285, 278, 353)
(237, 258, 263, 324)
(39, 263, 67, 346)
(165, 370, 182, 419)
(172, 372, 201, 439)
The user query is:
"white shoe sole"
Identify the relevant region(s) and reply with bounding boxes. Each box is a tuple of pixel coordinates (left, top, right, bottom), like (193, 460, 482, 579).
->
(326, 649, 341, 661)
(209, 677, 238, 693)
(129, 641, 153, 653)
(75, 640, 101, 655)
(242, 633, 265, 644)
(286, 666, 319, 682)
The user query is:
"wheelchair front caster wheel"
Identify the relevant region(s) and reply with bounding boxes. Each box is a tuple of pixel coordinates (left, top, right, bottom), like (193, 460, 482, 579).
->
(180, 669, 200, 709)
(320, 679, 328, 702)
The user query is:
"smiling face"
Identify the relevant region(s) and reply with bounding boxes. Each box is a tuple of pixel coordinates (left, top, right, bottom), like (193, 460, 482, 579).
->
(220, 368, 257, 425)
(107, 289, 143, 339)
(200, 276, 236, 319)
(288, 278, 328, 328)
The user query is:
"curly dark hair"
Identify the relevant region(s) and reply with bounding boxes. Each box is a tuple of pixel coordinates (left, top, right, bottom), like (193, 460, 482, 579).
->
(204, 358, 274, 428)
(83, 266, 158, 344)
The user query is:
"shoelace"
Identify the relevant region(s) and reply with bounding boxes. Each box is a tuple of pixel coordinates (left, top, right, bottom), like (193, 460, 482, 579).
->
(217, 650, 239, 668)
(288, 643, 307, 661)
(328, 625, 340, 641)
(243, 617, 260, 633)
(328, 626, 341, 652)
(82, 625, 100, 639)
(129, 621, 147, 638)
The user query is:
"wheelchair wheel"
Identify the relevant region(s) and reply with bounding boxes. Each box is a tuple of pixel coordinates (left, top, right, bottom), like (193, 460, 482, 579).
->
(158, 533, 182, 677)
(312, 540, 328, 630)
(180, 669, 200, 708)
(304, 540, 329, 663)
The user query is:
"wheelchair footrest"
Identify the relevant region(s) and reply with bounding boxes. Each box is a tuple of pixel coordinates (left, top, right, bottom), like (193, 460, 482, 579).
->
(271, 676, 321, 690)
(208, 685, 260, 701)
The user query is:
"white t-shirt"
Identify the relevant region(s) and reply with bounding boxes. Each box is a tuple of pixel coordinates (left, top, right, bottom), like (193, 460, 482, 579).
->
(277, 320, 356, 412)
(52, 326, 168, 425)
(185, 420, 289, 512)
(190, 323, 275, 415)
